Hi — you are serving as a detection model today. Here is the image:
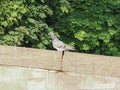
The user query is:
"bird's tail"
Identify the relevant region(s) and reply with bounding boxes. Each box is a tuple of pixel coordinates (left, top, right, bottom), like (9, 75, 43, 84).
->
(66, 45, 76, 51)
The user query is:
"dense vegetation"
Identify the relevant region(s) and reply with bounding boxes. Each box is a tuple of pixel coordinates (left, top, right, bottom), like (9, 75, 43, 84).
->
(0, 0, 120, 56)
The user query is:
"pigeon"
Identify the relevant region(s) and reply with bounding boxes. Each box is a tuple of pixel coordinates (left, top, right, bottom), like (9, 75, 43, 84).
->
(48, 32, 75, 51)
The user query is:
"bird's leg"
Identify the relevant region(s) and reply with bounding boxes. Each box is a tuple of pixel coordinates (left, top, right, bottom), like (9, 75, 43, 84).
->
(58, 51, 64, 72)
(62, 51, 64, 61)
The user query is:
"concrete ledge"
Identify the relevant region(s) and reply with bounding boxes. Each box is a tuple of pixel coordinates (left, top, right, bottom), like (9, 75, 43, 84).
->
(0, 45, 120, 78)
(0, 45, 120, 89)
(0, 45, 62, 70)
(63, 52, 120, 78)
(0, 66, 120, 90)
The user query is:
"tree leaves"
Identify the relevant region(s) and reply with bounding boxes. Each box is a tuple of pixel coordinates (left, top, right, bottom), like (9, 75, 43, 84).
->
(75, 30, 86, 41)
(49, 0, 120, 56)
(0, 0, 52, 48)
(0, 0, 120, 56)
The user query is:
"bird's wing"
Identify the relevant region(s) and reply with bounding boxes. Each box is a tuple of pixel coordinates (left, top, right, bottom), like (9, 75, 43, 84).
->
(53, 39, 67, 49)
(66, 44, 75, 50)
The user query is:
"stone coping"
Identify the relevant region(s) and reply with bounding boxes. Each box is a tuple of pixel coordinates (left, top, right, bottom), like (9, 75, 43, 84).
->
(0, 45, 120, 77)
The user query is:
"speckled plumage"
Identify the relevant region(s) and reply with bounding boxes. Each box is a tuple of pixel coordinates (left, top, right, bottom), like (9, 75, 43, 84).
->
(49, 32, 75, 51)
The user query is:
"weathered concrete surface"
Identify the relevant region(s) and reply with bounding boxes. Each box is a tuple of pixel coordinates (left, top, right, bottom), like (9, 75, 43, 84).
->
(62, 52, 120, 78)
(0, 66, 120, 90)
(0, 45, 62, 70)
(0, 66, 48, 90)
(0, 45, 120, 89)
(48, 71, 120, 90)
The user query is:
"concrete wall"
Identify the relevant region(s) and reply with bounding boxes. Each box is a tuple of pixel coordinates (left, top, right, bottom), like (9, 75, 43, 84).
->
(0, 45, 120, 90)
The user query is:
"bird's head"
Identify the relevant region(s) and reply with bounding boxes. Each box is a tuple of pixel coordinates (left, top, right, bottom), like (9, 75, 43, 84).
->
(48, 32, 54, 36)
(48, 32, 57, 40)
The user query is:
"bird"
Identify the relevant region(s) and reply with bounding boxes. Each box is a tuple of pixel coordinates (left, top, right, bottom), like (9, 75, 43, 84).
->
(48, 32, 75, 51)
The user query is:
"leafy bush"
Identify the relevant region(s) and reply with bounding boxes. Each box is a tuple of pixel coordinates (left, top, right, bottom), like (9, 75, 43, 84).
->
(0, 0, 52, 49)
(0, 0, 120, 56)
(48, 0, 120, 56)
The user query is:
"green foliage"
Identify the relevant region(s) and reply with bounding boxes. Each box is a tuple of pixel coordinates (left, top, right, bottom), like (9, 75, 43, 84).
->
(48, 0, 120, 56)
(0, 0, 52, 49)
(0, 0, 120, 56)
